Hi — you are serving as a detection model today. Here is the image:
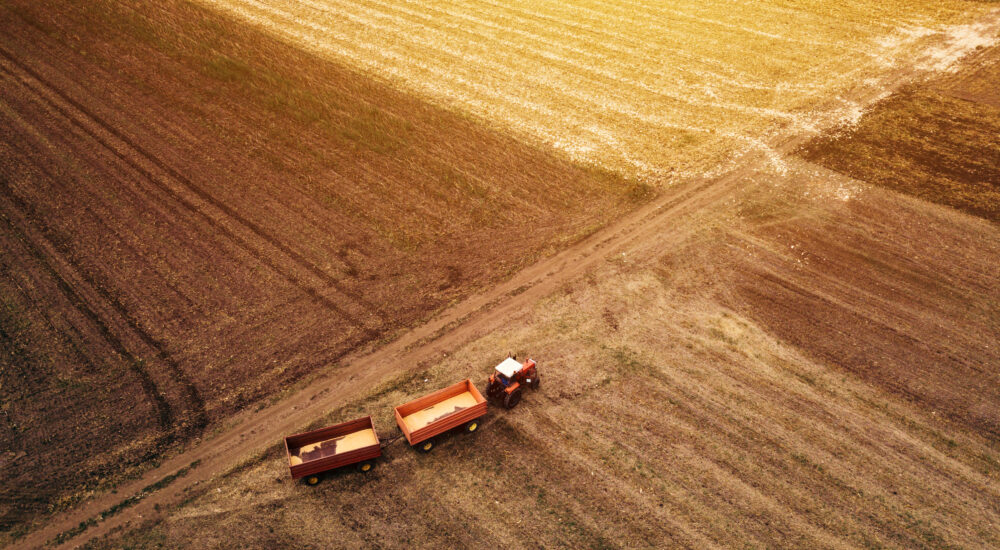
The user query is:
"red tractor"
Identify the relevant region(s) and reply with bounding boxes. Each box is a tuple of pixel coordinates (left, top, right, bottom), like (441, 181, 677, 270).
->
(485, 356, 539, 409)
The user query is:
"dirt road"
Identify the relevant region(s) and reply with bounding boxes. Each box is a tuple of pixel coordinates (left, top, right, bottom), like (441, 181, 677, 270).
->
(0, 0, 642, 536)
(14, 8, 1000, 550)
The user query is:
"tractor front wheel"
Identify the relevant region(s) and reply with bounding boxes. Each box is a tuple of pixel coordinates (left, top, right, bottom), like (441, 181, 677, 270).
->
(504, 388, 522, 409)
(530, 374, 540, 390)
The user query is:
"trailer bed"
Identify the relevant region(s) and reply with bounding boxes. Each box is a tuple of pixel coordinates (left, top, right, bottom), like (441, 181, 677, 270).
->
(400, 392, 479, 432)
(395, 379, 487, 446)
(284, 416, 381, 479)
(288, 428, 378, 465)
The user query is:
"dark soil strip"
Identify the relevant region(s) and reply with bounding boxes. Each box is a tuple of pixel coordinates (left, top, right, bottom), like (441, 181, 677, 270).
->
(0, 44, 382, 337)
(0, 191, 175, 435)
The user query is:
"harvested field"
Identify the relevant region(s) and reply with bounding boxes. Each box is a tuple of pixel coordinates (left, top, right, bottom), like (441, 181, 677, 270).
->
(86, 157, 1000, 548)
(0, 0, 643, 538)
(801, 45, 1000, 222)
(196, 0, 998, 179)
(79, 18, 1000, 550)
(4, 0, 1000, 548)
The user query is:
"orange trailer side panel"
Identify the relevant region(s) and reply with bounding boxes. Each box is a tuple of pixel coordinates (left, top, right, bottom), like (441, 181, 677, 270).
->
(394, 379, 487, 445)
(284, 416, 381, 479)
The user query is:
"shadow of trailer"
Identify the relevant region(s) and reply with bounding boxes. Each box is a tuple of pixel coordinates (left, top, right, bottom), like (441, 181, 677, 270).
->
(394, 379, 487, 453)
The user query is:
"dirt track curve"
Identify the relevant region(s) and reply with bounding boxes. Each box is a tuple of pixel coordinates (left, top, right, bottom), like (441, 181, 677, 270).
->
(13, 11, 1000, 549)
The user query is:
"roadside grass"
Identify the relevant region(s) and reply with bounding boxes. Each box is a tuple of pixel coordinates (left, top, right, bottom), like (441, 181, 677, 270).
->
(52, 460, 200, 547)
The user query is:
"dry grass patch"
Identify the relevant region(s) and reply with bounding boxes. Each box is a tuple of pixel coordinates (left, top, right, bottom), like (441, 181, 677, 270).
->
(89, 165, 1000, 548)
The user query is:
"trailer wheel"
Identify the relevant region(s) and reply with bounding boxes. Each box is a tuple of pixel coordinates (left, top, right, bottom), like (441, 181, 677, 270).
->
(419, 440, 434, 453)
(465, 420, 479, 433)
(304, 475, 321, 486)
(504, 388, 522, 409)
(357, 460, 375, 473)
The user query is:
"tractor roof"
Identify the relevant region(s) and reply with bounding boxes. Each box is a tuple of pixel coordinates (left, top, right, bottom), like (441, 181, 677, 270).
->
(495, 358, 523, 378)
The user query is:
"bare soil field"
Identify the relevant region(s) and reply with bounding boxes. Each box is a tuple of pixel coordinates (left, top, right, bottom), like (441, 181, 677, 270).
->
(83, 42, 1000, 549)
(801, 45, 1000, 222)
(4, 0, 999, 548)
(86, 162, 1000, 548)
(0, 0, 644, 539)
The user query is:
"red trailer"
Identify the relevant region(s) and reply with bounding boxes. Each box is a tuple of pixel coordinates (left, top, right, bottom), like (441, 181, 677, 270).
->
(394, 379, 487, 452)
(284, 415, 381, 485)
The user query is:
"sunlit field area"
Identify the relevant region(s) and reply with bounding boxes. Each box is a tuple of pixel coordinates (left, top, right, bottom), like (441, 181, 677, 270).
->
(199, 0, 996, 180)
(4, 0, 1000, 546)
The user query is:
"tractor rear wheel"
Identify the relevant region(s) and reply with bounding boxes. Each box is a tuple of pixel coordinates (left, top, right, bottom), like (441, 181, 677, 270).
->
(486, 381, 502, 401)
(357, 460, 375, 473)
(504, 388, 522, 409)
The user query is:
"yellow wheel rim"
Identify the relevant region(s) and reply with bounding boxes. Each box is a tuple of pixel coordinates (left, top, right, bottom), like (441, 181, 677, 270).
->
(422, 442, 433, 451)
(306, 476, 319, 485)
(361, 463, 371, 472)
(468, 422, 478, 432)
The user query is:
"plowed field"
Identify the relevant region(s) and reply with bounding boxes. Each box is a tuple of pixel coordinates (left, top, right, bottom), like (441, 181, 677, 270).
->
(88, 155, 1000, 549)
(3, 0, 999, 548)
(801, 45, 1000, 222)
(84, 38, 1000, 550)
(0, 0, 643, 538)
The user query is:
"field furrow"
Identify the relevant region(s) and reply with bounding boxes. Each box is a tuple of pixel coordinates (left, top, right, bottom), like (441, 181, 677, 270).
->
(199, 0, 998, 179)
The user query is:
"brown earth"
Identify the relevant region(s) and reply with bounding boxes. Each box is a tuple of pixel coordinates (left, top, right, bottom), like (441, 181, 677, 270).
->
(0, 0, 645, 538)
(789, 45, 1000, 436)
(723, 185, 1000, 438)
(82, 158, 1000, 549)
(76, 27, 1000, 550)
(3, 1, 999, 549)
(800, 45, 1000, 223)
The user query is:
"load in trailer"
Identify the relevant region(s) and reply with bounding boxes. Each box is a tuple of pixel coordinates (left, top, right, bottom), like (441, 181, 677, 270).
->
(284, 415, 381, 485)
(394, 378, 487, 453)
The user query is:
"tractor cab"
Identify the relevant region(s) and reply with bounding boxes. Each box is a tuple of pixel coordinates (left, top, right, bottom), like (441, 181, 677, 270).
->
(485, 356, 539, 409)
(493, 357, 523, 387)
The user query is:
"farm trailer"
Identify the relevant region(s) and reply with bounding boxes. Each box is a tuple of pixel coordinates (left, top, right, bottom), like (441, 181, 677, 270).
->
(394, 378, 487, 453)
(284, 415, 381, 485)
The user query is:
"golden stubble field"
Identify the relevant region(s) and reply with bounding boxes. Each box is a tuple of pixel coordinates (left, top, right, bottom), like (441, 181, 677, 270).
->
(6, 0, 999, 547)
(197, 0, 997, 180)
(79, 12, 1000, 543)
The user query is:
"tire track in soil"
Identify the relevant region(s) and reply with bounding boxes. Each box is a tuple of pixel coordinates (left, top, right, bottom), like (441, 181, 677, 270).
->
(0, 256, 105, 393)
(0, 193, 175, 437)
(0, 88, 210, 314)
(0, 76, 211, 437)
(16, 9, 1000, 549)
(0, 42, 385, 337)
(0, 178, 206, 438)
(0, 235, 192, 520)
